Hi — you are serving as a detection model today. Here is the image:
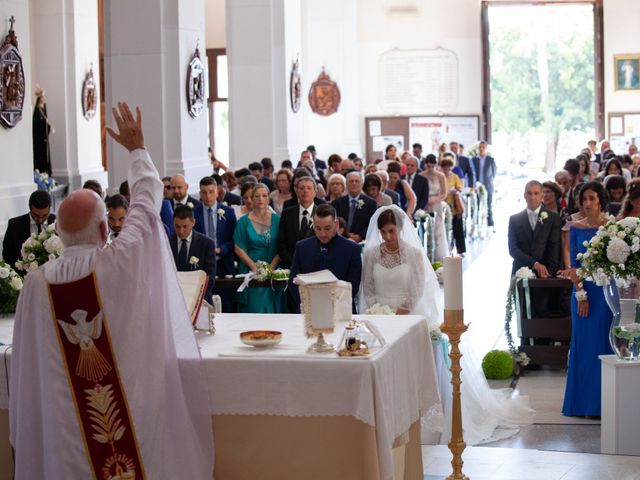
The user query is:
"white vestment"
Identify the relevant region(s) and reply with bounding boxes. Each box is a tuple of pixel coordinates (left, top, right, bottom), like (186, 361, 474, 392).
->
(9, 149, 214, 479)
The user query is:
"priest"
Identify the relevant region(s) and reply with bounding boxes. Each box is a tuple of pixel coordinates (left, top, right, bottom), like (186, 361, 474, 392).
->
(9, 103, 214, 479)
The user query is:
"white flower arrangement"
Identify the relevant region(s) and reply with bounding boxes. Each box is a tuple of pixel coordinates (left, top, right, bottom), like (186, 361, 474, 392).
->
(515, 266, 536, 279)
(356, 199, 365, 209)
(429, 326, 442, 341)
(0, 260, 23, 314)
(413, 209, 428, 221)
(271, 268, 290, 280)
(217, 208, 226, 219)
(466, 142, 491, 158)
(16, 224, 62, 274)
(186, 202, 194, 208)
(577, 216, 640, 286)
(34, 170, 57, 192)
(539, 211, 548, 224)
(435, 267, 444, 285)
(254, 261, 273, 282)
(365, 303, 396, 315)
(189, 256, 200, 268)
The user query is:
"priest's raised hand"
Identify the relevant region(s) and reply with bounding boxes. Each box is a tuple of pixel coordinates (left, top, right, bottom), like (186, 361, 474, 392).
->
(105, 101, 145, 152)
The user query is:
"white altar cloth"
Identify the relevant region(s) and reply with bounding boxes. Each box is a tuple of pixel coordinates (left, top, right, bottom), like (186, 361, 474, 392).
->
(0, 314, 441, 480)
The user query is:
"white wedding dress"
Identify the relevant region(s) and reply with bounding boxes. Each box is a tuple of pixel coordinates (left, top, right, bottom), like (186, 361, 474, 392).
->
(426, 174, 450, 261)
(361, 206, 534, 446)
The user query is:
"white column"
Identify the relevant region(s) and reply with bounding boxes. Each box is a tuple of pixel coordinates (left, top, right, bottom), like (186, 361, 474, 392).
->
(31, 0, 106, 191)
(226, 0, 302, 169)
(0, 1, 38, 237)
(301, 0, 360, 159)
(104, 0, 209, 192)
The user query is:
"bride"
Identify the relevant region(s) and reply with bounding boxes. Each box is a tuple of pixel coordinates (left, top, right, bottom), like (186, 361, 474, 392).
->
(360, 205, 534, 445)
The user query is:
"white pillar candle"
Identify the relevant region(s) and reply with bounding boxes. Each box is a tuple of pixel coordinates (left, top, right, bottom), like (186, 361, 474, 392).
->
(444, 256, 463, 310)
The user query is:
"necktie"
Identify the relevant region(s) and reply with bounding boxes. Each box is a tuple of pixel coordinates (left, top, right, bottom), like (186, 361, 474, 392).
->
(207, 207, 216, 244)
(300, 210, 309, 238)
(348, 199, 356, 229)
(561, 195, 567, 209)
(178, 239, 188, 270)
(319, 246, 328, 270)
(408, 175, 413, 187)
(529, 211, 537, 230)
(37, 223, 42, 234)
(112, 231, 119, 238)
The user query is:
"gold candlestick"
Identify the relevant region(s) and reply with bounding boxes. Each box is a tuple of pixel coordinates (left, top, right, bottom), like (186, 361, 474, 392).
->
(440, 309, 469, 480)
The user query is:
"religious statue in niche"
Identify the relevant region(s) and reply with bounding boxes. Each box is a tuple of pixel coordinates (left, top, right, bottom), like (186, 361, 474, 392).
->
(289, 56, 301, 113)
(81, 64, 97, 120)
(308, 68, 340, 116)
(33, 84, 54, 175)
(186, 43, 205, 119)
(0, 16, 26, 128)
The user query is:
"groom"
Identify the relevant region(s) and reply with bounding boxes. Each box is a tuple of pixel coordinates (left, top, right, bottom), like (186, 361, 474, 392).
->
(289, 204, 362, 313)
(508, 180, 561, 277)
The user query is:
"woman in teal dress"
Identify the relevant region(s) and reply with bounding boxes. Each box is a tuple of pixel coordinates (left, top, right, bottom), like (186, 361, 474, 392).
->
(562, 182, 613, 417)
(233, 183, 286, 313)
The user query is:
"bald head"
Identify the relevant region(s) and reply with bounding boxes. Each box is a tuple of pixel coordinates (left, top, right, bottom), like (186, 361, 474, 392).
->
(57, 189, 107, 246)
(171, 174, 189, 202)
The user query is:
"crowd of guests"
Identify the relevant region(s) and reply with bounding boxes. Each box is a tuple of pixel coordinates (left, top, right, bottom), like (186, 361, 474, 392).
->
(507, 139, 639, 420)
(3, 140, 496, 315)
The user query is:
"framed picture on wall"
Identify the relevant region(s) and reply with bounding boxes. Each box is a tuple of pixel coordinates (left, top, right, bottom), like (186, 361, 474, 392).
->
(614, 54, 640, 91)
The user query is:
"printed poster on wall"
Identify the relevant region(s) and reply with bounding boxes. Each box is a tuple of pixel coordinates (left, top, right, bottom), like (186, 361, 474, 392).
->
(409, 116, 480, 154)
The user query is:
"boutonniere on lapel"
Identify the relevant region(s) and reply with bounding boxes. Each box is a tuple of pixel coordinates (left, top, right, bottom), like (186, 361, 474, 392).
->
(217, 208, 226, 220)
(356, 199, 365, 210)
(186, 202, 194, 209)
(189, 256, 200, 269)
(539, 211, 548, 225)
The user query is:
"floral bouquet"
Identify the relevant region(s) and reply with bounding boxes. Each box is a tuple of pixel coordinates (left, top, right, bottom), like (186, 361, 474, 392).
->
(503, 266, 535, 371)
(365, 303, 395, 315)
(254, 261, 273, 282)
(414, 209, 428, 221)
(432, 261, 444, 285)
(271, 269, 290, 281)
(15, 224, 63, 274)
(34, 170, 56, 192)
(0, 260, 23, 314)
(576, 216, 640, 286)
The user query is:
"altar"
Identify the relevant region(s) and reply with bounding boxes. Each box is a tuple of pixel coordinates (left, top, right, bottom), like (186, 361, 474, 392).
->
(0, 313, 442, 480)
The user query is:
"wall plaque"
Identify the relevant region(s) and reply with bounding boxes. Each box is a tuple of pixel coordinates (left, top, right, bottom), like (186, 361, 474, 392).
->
(81, 65, 97, 120)
(0, 16, 25, 128)
(290, 56, 301, 113)
(308, 69, 340, 116)
(186, 45, 205, 119)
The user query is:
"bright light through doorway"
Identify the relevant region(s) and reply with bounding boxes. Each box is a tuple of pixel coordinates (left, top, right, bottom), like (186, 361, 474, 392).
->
(488, 4, 595, 175)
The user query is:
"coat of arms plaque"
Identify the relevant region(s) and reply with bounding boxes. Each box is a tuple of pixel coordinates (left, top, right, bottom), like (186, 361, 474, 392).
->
(81, 65, 97, 120)
(0, 17, 25, 129)
(308, 69, 340, 116)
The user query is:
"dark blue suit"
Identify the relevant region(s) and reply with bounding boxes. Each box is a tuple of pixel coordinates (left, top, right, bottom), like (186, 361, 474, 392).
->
(169, 230, 216, 303)
(193, 202, 237, 277)
(289, 235, 362, 313)
(160, 199, 174, 236)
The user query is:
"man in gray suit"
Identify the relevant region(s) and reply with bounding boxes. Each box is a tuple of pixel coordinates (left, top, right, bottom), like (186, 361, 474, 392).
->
(472, 141, 497, 227)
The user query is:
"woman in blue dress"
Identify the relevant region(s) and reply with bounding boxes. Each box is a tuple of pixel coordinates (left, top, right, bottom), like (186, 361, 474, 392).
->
(562, 181, 613, 417)
(233, 183, 286, 313)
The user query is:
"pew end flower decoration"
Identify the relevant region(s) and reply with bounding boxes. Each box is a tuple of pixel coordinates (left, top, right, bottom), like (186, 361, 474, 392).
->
(0, 260, 23, 314)
(576, 216, 640, 286)
(16, 224, 63, 274)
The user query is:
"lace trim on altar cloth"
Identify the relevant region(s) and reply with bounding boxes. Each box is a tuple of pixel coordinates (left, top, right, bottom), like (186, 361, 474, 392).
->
(421, 402, 445, 433)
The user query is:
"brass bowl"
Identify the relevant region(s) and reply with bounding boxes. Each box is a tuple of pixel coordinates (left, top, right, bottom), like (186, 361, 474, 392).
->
(240, 330, 282, 347)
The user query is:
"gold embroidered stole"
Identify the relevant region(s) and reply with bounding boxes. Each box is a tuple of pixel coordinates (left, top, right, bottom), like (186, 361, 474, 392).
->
(48, 273, 146, 479)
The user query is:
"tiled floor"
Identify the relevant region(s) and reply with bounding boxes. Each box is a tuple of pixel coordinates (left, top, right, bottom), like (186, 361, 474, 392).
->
(423, 445, 640, 480)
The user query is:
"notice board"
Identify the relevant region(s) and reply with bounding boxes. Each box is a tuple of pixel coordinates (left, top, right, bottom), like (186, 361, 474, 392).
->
(365, 115, 481, 161)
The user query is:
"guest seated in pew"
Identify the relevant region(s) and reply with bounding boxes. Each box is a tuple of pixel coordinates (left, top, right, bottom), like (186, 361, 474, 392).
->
(169, 205, 216, 303)
(289, 204, 362, 313)
(331, 171, 377, 243)
(618, 178, 640, 219)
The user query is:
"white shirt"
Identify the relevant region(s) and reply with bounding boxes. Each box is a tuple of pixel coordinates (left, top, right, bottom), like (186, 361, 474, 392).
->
(29, 214, 40, 235)
(174, 193, 190, 207)
(298, 203, 314, 229)
(526, 205, 542, 230)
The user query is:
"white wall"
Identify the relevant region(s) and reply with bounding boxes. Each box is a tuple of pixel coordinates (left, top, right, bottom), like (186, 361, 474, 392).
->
(205, 0, 225, 48)
(0, 1, 39, 238)
(603, 0, 640, 136)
